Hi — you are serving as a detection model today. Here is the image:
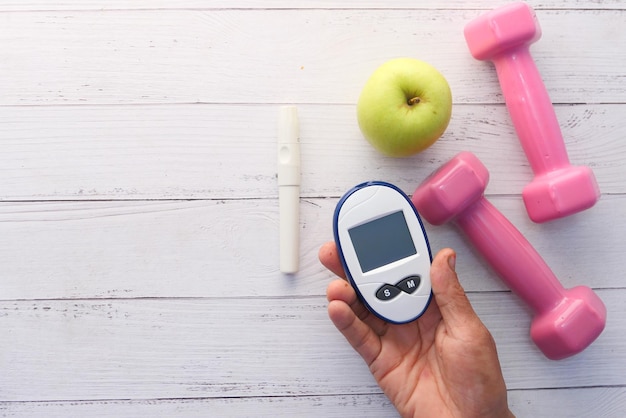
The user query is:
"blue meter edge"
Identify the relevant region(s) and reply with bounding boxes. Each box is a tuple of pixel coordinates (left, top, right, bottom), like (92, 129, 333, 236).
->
(333, 181, 434, 324)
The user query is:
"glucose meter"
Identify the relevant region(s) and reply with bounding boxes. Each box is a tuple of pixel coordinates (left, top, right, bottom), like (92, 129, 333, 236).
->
(333, 181, 433, 324)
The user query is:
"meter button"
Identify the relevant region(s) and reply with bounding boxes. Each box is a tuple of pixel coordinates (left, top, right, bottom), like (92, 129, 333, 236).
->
(397, 276, 421, 294)
(375, 284, 401, 301)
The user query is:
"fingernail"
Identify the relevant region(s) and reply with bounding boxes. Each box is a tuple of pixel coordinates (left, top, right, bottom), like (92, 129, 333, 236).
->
(448, 254, 456, 271)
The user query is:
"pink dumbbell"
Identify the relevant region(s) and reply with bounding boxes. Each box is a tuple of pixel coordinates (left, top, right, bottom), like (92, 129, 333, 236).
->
(464, 2, 600, 223)
(412, 152, 606, 360)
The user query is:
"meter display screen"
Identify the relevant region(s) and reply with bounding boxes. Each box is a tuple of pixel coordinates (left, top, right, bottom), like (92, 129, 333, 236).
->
(348, 210, 417, 273)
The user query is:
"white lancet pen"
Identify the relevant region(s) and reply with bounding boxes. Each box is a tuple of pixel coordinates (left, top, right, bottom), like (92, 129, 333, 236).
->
(277, 106, 301, 274)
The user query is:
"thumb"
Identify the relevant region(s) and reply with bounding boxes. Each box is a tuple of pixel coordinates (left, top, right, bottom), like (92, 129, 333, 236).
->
(430, 248, 481, 332)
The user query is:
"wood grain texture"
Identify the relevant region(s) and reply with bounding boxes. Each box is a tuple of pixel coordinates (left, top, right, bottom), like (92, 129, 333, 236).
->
(0, 195, 623, 300)
(2, 387, 626, 418)
(0, 103, 623, 200)
(0, 396, 398, 418)
(0, 0, 623, 10)
(0, 9, 624, 106)
(1, 290, 624, 402)
(0, 2, 624, 416)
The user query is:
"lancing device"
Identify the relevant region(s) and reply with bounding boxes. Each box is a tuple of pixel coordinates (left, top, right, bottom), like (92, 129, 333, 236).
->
(278, 106, 301, 274)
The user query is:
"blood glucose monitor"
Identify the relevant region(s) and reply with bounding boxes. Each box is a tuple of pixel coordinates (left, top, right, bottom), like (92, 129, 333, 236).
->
(333, 181, 433, 324)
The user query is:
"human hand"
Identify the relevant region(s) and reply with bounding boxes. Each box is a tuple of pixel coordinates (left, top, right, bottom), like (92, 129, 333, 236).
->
(319, 243, 514, 418)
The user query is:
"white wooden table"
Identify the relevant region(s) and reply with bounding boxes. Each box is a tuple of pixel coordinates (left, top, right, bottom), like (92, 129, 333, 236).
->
(1, 1, 624, 416)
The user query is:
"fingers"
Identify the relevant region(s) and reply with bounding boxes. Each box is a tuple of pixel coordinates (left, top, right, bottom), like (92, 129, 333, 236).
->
(321, 243, 380, 327)
(327, 279, 382, 366)
(429, 248, 481, 334)
(320, 242, 477, 336)
(327, 279, 387, 332)
(318, 241, 346, 279)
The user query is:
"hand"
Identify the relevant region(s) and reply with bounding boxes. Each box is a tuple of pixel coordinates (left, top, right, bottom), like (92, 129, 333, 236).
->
(319, 243, 514, 418)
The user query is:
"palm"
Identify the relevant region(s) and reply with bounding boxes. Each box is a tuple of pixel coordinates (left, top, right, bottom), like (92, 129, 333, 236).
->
(368, 307, 444, 414)
(322, 244, 511, 418)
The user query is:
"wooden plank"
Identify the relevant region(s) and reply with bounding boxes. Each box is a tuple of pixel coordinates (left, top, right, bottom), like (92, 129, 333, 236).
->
(0, 396, 394, 418)
(1, 386, 624, 418)
(0, 103, 622, 200)
(508, 386, 626, 418)
(0, 2, 621, 417)
(0, 396, 395, 418)
(0, 195, 622, 300)
(0, 0, 623, 11)
(0, 289, 623, 401)
(0, 10, 623, 106)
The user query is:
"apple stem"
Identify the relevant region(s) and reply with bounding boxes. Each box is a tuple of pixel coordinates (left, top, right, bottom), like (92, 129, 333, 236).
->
(407, 97, 421, 106)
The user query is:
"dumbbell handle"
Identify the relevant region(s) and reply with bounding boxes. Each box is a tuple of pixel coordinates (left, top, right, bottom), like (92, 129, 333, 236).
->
(455, 197, 565, 314)
(493, 48, 570, 174)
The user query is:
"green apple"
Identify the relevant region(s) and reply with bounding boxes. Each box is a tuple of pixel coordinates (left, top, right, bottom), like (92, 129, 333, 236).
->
(357, 58, 452, 157)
